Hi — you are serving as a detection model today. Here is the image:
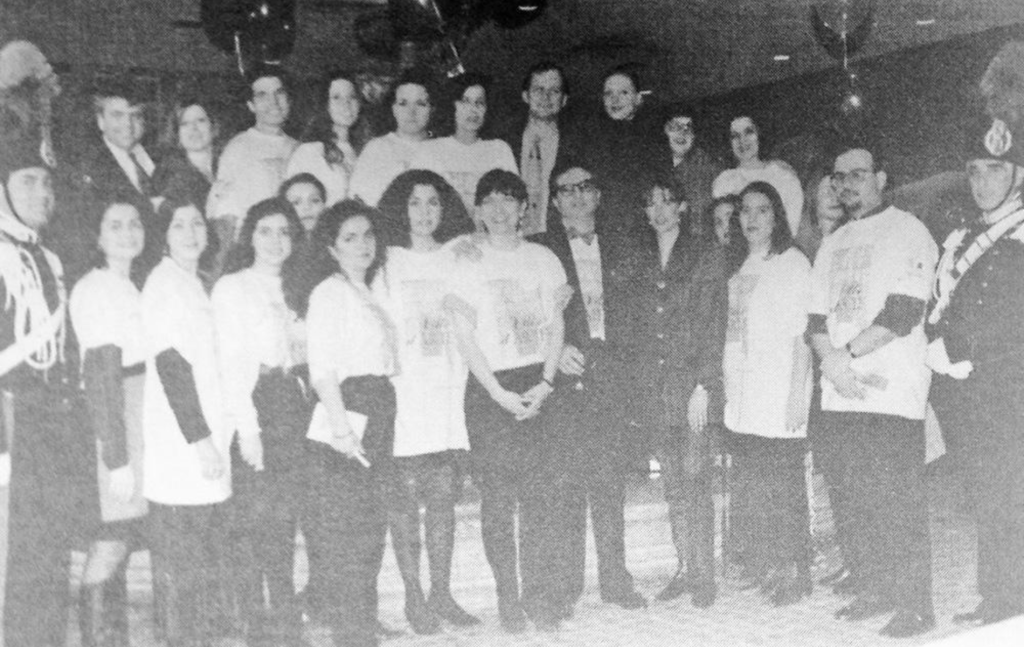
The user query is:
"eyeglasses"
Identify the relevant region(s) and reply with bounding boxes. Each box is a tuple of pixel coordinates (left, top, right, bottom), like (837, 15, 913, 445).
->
(831, 169, 873, 185)
(665, 119, 694, 134)
(556, 179, 597, 196)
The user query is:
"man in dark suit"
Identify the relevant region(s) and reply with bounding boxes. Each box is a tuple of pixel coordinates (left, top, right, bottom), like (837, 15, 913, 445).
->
(79, 78, 156, 206)
(529, 159, 646, 618)
(626, 174, 729, 608)
(497, 62, 575, 236)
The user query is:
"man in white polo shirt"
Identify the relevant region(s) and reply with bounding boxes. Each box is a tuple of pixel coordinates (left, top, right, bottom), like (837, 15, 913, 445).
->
(809, 145, 938, 638)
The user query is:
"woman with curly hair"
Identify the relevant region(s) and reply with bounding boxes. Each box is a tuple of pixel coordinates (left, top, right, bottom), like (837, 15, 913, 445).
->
(374, 169, 477, 632)
(283, 200, 395, 647)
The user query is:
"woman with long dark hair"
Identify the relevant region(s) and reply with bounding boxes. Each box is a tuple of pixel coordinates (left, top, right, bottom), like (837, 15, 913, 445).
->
(212, 197, 310, 645)
(287, 70, 368, 205)
(374, 169, 477, 633)
(723, 181, 813, 605)
(284, 200, 395, 647)
(141, 196, 232, 646)
(69, 195, 149, 645)
(153, 97, 222, 207)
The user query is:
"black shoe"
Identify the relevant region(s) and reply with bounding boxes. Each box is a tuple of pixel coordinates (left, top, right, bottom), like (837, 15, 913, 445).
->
(771, 572, 812, 607)
(525, 606, 560, 633)
(835, 593, 895, 621)
(428, 593, 481, 627)
(818, 566, 849, 586)
(603, 590, 648, 610)
(831, 570, 858, 596)
(691, 581, 717, 609)
(880, 609, 935, 638)
(656, 567, 690, 602)
(497, 598, 527, 634)
(404, 593, 441, 635)
(953, 601, 986, 624)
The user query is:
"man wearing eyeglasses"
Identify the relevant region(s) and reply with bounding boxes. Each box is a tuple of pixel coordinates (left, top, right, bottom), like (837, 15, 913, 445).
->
(529, 160, 648, 619)
(497, 62, 575, 236)
(808, 146, 938, 637)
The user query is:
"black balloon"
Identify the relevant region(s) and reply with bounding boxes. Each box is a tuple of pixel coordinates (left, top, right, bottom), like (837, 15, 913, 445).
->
(489, 0, 548, 29)
(201, 0, 296, 64)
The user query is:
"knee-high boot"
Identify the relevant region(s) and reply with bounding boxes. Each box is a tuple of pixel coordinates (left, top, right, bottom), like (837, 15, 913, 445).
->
(102, 560, 131, 647)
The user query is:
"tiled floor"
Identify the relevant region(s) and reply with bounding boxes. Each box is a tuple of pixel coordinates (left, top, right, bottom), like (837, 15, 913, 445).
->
(68, 457, 1004, 646)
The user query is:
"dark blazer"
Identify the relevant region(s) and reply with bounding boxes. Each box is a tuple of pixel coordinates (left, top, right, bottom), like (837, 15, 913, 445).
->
(152, 150, 213, 206)
(626, 228, 728, 431)
(78, 140, 152, 204)
(528, 213, 632, 358)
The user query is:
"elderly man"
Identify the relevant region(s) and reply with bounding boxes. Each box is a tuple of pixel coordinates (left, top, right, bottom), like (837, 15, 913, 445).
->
(809, 146, 938, 638)
(929, 117, 1024, 626)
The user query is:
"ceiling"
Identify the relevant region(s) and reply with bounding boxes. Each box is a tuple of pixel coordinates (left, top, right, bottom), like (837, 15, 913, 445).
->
(424, 0, 1024, 101)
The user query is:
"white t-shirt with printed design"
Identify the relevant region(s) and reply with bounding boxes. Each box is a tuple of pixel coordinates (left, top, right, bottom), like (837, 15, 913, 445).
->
(375, 246, 470, 457)
(450, 240, 567, 372)
(724, 248, 812, 438)
(809, 205, 938, 419)
(412, 137, 518, 214)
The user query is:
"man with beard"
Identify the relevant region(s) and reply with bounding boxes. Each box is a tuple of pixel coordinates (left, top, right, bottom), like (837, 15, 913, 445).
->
(808, 146, 938, 637)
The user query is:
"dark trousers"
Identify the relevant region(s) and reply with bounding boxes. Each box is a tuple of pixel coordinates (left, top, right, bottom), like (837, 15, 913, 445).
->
(3, 388, 80, 647)
(307, 375, 393, 647)
(933, 369, 1024, 618)
(661, 425, 716, 585)
(229, 370, 312, 640)
(728, 432, 810, 577)
(149, 501, 227, 645)
(465, 364, 561, 613)
(819, 412, 932, 613)
(383, 451, 459, 603)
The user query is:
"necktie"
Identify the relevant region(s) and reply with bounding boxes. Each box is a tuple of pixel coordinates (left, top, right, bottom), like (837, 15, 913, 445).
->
(129, 151, 152, 197)
(523, 135, 545, 235)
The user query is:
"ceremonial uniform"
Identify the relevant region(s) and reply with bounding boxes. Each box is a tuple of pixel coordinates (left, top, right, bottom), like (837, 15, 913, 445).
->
(0, 211, 90, 647)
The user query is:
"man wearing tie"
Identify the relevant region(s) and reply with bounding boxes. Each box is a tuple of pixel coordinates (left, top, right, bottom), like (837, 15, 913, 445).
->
(80, 78, 155, 206)
(531, 160, 647, 619)
(498, 62, 575, 236)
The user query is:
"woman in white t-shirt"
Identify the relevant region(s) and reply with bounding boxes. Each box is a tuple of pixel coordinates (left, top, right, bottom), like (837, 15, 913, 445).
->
(287, 71, 368, 206)
(375, 169, 476, 632)
(283, 200, 397, 646)
(723, 181, 813, 606)
(69, 197, 148, 644)
(713, 116, 804, 236)
(412, 73, 518, 217)
(350, 69, 437, 206)
(212, 197, 311, 645)
(446, 170, 569, 632)
(141, 196, 231, 645)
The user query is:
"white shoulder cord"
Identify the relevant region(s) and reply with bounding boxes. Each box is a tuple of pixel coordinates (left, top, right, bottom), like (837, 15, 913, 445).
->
(0, 243, 65, 372)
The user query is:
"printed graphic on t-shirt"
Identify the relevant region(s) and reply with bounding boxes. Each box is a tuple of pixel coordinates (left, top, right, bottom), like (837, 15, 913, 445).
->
(727, 274, 758, 347)
(402, 280, 449, 357)
(829, 245, 872, 324)
(489, 279, 545, 357)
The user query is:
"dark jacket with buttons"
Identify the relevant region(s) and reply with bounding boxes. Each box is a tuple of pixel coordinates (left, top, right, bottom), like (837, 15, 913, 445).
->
(624, 229, 728, 436)
(934, 225, 1024, 371)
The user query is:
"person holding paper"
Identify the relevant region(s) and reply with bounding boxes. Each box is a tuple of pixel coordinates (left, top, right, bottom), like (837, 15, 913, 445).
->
(723, 182, 813, 605)
(284, 199, 397, 647)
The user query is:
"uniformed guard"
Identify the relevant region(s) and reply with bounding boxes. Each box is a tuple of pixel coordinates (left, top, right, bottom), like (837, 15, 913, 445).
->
(0, 135, 90, 646)
(927, 115, 1024, 626)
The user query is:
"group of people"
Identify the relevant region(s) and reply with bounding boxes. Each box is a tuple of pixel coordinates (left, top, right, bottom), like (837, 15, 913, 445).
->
(0, 37, 1022, 647)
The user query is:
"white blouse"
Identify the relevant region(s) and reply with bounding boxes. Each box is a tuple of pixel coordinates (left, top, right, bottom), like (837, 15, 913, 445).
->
(70, 268, 145, 365)
(141, 257, 231, 505)
(286, 141, 356, 206)
(212, 268, 302, 440)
